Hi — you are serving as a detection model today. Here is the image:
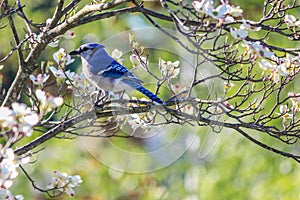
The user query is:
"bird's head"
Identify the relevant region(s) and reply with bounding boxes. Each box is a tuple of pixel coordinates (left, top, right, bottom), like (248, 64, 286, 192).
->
(69, 43, 105, 58)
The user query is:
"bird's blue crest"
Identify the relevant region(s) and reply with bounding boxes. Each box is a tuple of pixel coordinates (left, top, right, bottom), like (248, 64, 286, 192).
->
(86, 43, 104, 49)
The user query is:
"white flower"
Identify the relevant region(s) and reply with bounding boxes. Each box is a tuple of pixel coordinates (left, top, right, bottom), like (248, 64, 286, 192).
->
(15, 194, 24, 200)
(181, 104, 194, 115)
(63, 30, 76, 39)
(224, 15, 235, 23)
(0, 107, 12, 123)
(258, 59, 275, 70)
(69, 175, 83, 187)
(277, 62, 289, 76)
(243, 41, 274, 58)
(159, 58, 180, 79)
(64, 71, 76, 81)
(48, 40, 59, 48)
(49, 66, 66, 79)
(47, 30, 75, 47)
(29, 74, 50, 85)
(277, 105, 293, 120)
(130, 54, 140, 67)
(36, 89, 63, 114)
(129, 54, 147, 68)
(258, 58, 289, 83)
(12, 103, 39, 136)
(0, 148, 25, 190)
(128, 114, 146, 130)
(193, 1, 242, 20)
(240, 19, 261, 31)
(0, 103, 39, 136)
(227, 5, 243, 17)
(215, 4, 229, 19)
(230, 28, 248, 39)
(48, 96, 64, 108)
(47, 171, 82, 197)
(45, 18, 52, 26)
(224, 101, 234, 109)
(53, 48, 74, 66)
(67, 72, 86, 88)
(71, 72, 85, 82)
(0, 188, 18, 200)
(111, 49, 124, 64)
(192, 0, 214, 14)
(280, 105, 289, 114)
(49, 67, 86, 88)
(29, 33, 42, 43)
(284, 14, 300, 28)
(170, 84, 187, 93)
(273, 56, 290, 76)
(288, 92, 300, 113)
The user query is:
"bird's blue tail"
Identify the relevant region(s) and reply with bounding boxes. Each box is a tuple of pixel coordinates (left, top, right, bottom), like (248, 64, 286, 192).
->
(123, 80, 164, 104)
(135, 85, 164, 104)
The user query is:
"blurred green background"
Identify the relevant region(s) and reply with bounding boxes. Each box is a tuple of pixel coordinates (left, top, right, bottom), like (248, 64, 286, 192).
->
(1, 0, 299, 199)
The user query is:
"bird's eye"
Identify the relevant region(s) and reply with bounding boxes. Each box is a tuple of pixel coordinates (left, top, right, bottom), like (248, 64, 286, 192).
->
(80, 46, 90, 52)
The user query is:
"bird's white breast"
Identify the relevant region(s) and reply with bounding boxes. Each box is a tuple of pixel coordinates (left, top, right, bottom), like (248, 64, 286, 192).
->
(81, 58, 133, 92)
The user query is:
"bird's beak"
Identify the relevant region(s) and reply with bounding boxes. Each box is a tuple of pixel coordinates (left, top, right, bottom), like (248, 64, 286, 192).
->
(69, 49, 80, 56)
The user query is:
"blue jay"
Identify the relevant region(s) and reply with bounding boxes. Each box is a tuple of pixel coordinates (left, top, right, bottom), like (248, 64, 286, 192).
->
(69, 43, 164, 104)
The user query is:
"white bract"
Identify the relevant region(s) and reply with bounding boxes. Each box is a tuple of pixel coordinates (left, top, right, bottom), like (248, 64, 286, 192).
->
(277, 104, 293, 122)
(230, 28, 248, 39)
(35, 89, 64, 114)
(0, 148, 30, 191)
(29, 74, 50, 85)
(49, 66, 66, 79)
(159, 58, 180, 79)
(0, 188, 24, 200)
(230, 18, 262, 40)
(47, 171, 83, 197)
(0, 103, 39, 136)
(288, 92, 300, 114)
(0, 148, 18, 189)
(67, 72, 86, 88)
(130, 54, 148, 68)
(128, 114, 146, 130)
(258, 57, 289, 83)
(258, 59, 275, 71)
(111, 49, 124, 64)
(130, 54, 140, 67)
(284, 14, 300, 28)
(227, 5, 243, 17)
(45, 18, 75, 48)
(192, 0, 243, 21)
(63, 30, 76, 39)
(170, 84, 187, 94)
(215, 4, 229, 19)
(49, 66, 86, 89)
(243, 41, 274, 58)
(0, 107, 12, 125)
(181, 104, 194, 115)
(53, 48, 74, 66)
(48, 40, 59, 48)
(240, 19, 261, 31)
(192, 0, 214, 14)
(279, 105, 289, 114)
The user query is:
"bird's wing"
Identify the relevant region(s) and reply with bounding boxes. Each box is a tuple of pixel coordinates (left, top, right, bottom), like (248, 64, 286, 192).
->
(100, 60, 143, 84)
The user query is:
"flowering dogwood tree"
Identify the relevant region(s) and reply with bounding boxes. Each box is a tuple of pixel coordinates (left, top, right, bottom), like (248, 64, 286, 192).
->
(1, 0, 300, 198)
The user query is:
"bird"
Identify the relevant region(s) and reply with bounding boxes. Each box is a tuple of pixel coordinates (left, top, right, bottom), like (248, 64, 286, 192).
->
(69, 43, 164, 104)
